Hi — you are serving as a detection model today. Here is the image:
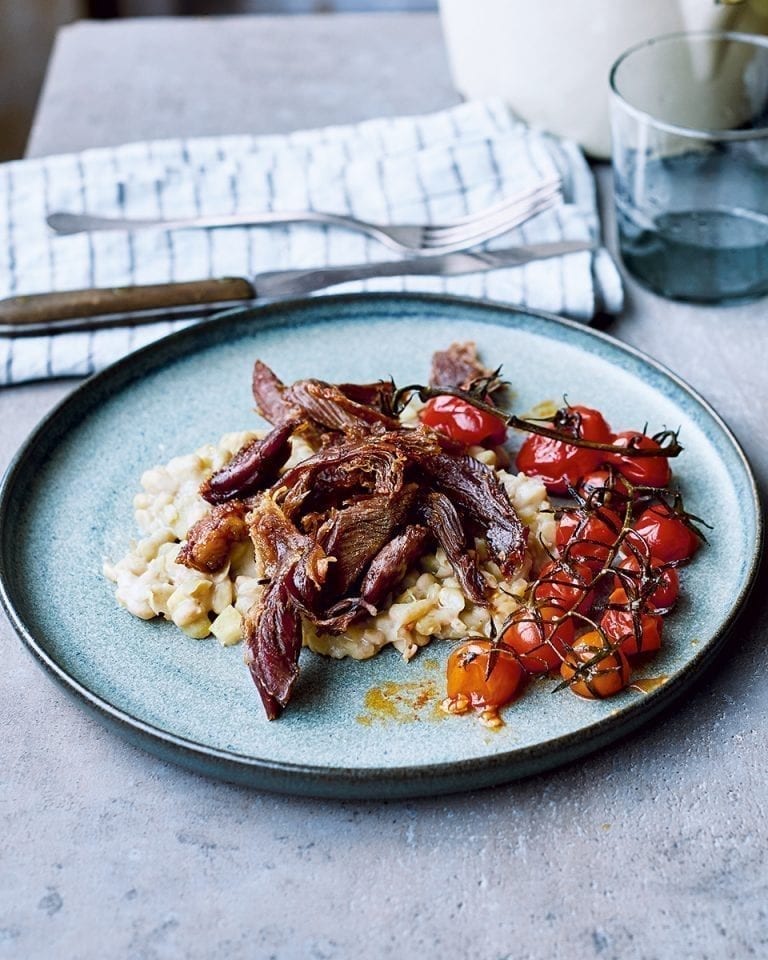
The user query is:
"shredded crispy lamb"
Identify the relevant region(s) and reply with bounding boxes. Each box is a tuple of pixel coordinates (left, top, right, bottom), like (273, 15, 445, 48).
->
(178, 342, 527, 719)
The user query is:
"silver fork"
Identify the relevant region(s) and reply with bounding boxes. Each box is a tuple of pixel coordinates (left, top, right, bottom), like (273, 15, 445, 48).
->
(45, 178, 562, 257)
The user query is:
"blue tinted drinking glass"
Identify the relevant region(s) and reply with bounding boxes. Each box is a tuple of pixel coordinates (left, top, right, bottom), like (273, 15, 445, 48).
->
(610, 31, 768, 303)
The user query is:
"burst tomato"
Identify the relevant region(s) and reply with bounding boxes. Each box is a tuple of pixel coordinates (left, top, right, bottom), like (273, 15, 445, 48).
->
(608, 431, 671, 488)
(626, 503, 701, 564)
(560, 631, 631, 698)
(614, 554, 680, 610)
(446, 640, 526, 707)
(577, 469, 632, 506)
(556, 505, 623, 570)
(515, 405, 613, 495)
(501, 605, 575, 674)
(532, 561, 596, 615)
(600, 588, 663, 656)
(420, 396, 507, 446)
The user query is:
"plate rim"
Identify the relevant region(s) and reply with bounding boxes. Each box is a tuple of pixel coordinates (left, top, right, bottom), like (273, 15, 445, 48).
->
(1, 292, 763, 798)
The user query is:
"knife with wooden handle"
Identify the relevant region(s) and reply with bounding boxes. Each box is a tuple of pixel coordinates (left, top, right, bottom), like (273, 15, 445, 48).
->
(0, 240, 595, 335)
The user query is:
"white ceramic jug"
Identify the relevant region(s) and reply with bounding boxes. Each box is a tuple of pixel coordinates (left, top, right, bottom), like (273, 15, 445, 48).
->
(438, 0, 768, 157)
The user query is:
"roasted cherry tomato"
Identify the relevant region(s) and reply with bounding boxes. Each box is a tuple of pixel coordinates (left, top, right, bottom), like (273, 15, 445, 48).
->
(600, 588, 663, 656)
(532, 561, 595, 615)
(446, 640, 525, 707)
(420, 395, 507, 446)
(626, 503, 701, 564)
(556, 505, 623, 571)
(614, 554, 680, 610)
(607, 431, 672, 488)
(560, 631, 631, 699)
(577, 469, 632, 506)
(501, 605, 575, 674)
(516, 405, 613, 495)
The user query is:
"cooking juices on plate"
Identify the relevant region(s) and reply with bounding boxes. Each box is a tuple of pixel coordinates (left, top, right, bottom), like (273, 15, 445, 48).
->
(105, 343, 703, 726)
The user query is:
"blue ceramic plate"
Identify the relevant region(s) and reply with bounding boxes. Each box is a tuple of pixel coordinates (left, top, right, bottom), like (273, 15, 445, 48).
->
(0, 294, 761, 799)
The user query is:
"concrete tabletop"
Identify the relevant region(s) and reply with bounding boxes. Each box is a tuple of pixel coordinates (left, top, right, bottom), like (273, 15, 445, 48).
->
(3, 14, 767, 960)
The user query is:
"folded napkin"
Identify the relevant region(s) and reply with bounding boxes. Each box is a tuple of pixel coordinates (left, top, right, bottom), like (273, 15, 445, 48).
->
(0, 99, 622, 387)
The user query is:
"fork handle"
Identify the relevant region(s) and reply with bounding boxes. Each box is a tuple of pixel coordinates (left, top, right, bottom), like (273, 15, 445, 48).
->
(47, 209, 376, 236)
(0, 278, 255, 325)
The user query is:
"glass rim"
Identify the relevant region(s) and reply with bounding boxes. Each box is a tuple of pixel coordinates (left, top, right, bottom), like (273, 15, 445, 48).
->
(609, 30, 768, 142)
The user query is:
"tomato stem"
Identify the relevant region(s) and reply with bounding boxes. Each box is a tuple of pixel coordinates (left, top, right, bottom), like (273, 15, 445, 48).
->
(394, 384, 684, 459)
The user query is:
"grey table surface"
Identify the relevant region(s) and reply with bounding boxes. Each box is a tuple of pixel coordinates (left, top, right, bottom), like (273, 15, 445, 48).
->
(3, 14, 767, 960)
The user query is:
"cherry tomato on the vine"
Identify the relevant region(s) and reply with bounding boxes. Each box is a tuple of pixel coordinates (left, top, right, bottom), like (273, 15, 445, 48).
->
(556, 505, 623, 570)
(625, 503, 701, 564)
(600, 588, 663, 656)
(501, 605, 575, 674)
(532, 561, 596, 615)
(607, 431, 672, 488)
(560, 631, 631, 699)
(516, 405, 613, 495)
(420, 395, 507, 446)
(614, 554, 680, 610)
(446, 640, 526, 707)
(577, 469, 632, 507)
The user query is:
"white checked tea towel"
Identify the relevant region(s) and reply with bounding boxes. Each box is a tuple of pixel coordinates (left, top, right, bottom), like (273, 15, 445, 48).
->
(0, 100, 622, 386)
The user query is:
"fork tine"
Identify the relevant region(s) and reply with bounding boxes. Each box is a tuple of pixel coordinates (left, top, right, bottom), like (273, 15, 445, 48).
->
(423, 178, 561, 236)
(423, 183, 561, 241)
(423, 192, 558, 246)
(420, 192, 559, 251)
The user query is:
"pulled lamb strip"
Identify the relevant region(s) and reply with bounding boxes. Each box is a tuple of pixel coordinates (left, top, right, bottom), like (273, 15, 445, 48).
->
(335, 380, 396, 415)
(253, 360, 400, 434)
(248, 494, 317, 575)
(429, 341, 495, 391)
(247, 522, 373, 718)
(244, 572, 304, 720)
(201, 418, 299, 504)
(282, 541, 335, 622)
(252, 360, 301, 425)
(317, 486, 419, 599)
(244, 497, 331, 718)
(415, 452, 527, 575)
(177, 502, 249, 574)
(358, 524, 431, 608)
(244, 488, 426, 713)
(244, 492, 424, 713)
(275, 431, 437, 520)
(312, 523, 431, 633)
(282, 379, 402, 434)
(418, 491, 487, 604)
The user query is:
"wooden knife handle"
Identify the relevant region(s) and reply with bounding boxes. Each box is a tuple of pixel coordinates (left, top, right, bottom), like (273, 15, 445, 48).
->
(0, 277, 256, 325)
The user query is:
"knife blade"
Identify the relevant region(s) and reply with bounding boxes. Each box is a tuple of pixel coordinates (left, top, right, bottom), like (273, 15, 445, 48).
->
(0, 240, 594, 336)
